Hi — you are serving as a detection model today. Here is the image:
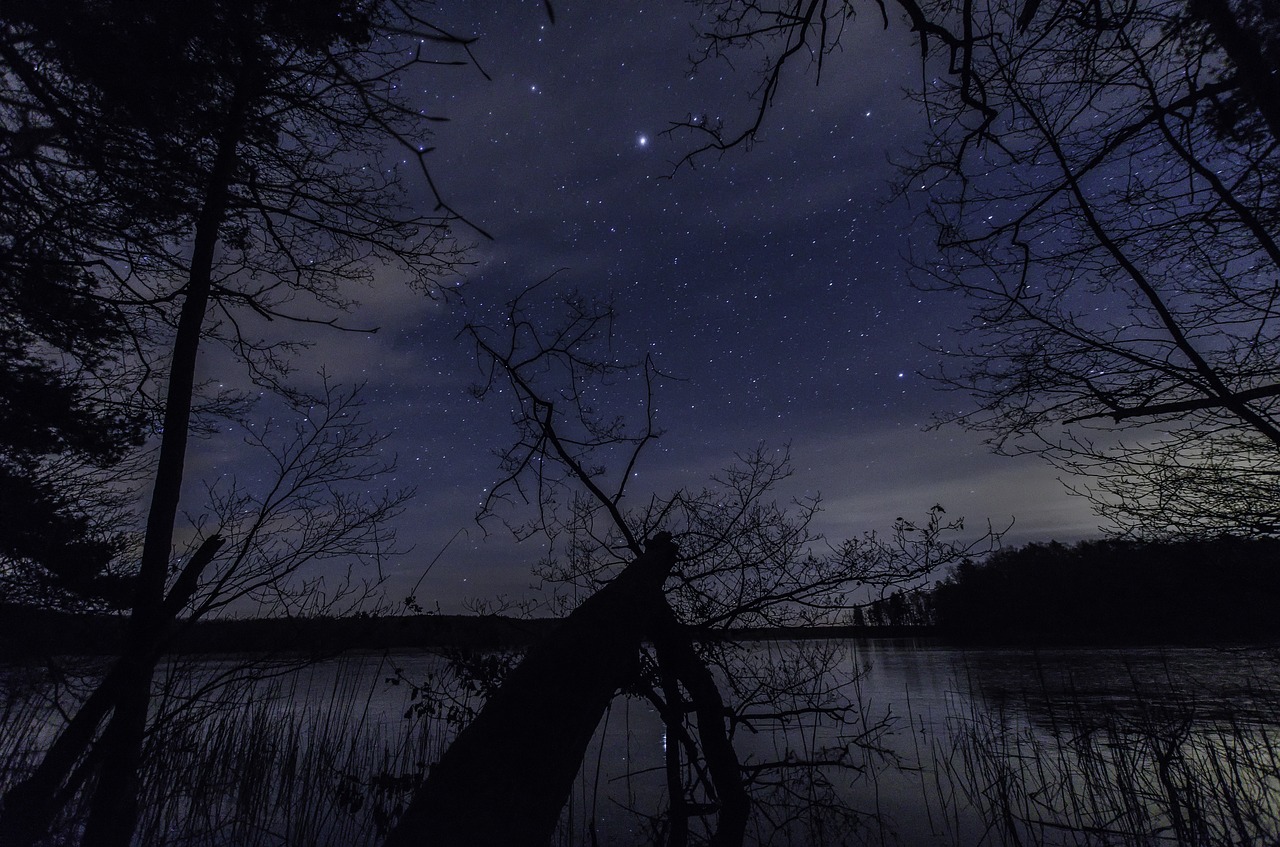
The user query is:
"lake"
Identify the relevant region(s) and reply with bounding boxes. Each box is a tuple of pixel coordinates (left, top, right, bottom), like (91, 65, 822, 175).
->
(4, 639, 1279, 845)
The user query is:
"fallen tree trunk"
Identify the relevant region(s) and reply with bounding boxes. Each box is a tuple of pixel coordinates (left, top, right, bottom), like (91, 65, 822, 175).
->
(383, 533, 679, 847)
(651, 603, 749, 847)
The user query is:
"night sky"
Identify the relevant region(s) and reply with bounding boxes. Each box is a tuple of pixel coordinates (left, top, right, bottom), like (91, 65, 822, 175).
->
(235, 1, 1101, 610)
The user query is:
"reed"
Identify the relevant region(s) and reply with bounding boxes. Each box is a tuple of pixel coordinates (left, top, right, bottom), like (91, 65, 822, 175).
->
(4, 647, 1279, 846)
(1, 656, 451, 847)
(925, 663, 1280, 846)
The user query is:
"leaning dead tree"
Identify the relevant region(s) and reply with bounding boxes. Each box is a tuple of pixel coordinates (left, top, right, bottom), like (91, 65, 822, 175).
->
(384, 283, 749, 846)
(384, 534, 693, 847)
(386, 283, 984, 845)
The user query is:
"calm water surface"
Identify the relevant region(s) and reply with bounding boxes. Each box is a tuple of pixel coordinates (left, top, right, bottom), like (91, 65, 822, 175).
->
(217, 640, 1280, 845)
(4, 640, 1278, 845)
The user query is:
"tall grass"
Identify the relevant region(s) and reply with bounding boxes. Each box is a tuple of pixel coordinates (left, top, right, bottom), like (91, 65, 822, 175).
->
(0, 655, 452, 847)
(3, 647, 1279, 846)
(920, 661, 1280, 846)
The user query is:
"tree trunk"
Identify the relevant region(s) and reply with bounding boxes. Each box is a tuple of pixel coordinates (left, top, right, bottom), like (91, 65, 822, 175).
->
(0, 84, 246, 847)
(651, 606, 749, 847)
(0, 540, 224, 847)
(383, 534, 679, 847)
(78, 103, 243, 847)
(1191, 0, 1280, 143)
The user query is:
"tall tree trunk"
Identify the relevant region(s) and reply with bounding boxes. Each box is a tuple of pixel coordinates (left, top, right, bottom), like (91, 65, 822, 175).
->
(1191, 0, 1280, 143)
(0, 538, 223, 847)
(383, 534, 679, 847)
(0, 87, 247, 847)
(78, 97, 245, 847)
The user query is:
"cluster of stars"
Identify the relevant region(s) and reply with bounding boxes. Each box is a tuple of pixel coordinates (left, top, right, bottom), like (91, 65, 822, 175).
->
(308, 1, 1098, 604)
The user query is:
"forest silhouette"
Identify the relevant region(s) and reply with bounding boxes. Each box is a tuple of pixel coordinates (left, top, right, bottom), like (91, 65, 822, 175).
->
(931, 537, 1280, 643)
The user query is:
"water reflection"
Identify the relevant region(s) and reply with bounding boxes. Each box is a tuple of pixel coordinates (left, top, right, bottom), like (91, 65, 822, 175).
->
(2, 642, 1278, 845)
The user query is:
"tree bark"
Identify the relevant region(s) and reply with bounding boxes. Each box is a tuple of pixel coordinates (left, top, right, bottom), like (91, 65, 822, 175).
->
(78, 97, 244, 846)
(383, 533, 679, 847)
(652, 607, 749, 847)
(0, 537, 224, 847)
(1191, 0, 1280, 144)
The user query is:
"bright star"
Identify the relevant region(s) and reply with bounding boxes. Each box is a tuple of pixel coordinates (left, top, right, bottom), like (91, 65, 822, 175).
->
(637, 134, 649, 148)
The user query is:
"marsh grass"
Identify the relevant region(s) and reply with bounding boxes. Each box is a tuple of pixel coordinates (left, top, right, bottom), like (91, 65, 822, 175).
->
(920, 661, 1280, 846)
(1, 656, 452, 847)
(3, 648, 1280, 846)
(0, 665, 55, 791)
(144, 659, 458, 847)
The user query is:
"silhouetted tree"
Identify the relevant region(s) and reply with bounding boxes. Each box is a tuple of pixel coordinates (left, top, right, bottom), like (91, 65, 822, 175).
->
(931, 537, 1280, 642)
(0, 33, 149, 608)
(386, 283, 984, 844)
(0, 2, 470, 844)
(671, 0, 992, 169)
(3, 381, 408, 845)
(676, 0, 1280, 537)
(909, 0, 1280, 538)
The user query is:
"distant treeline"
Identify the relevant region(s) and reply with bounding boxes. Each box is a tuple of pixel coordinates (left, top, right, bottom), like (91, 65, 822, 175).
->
(0, 605, 933, 658)
(5, 536, 1278, 655)
(0, 607, 561, 658)
(930, 536, 1280, 643)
